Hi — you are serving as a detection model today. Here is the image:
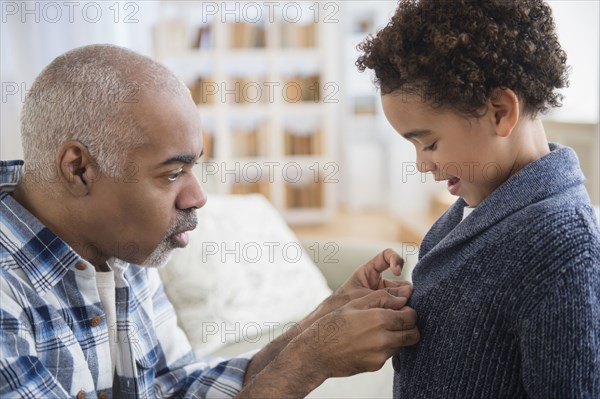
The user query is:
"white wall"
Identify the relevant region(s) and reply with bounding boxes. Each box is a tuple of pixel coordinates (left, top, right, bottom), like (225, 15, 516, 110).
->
(546, 1, 599, 124)
(1, 1, 160, 160)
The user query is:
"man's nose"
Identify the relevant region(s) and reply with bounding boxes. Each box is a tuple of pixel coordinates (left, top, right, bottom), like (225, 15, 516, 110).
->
(177, 173, 207, 210)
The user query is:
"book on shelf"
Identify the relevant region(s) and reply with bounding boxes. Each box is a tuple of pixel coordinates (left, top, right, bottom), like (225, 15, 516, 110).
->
(230, 23, 266, 48)
(230, 76, 268, 104)
(280, 22, 317, 47)
(192, 25, 213, 49)
(231, 120, 267, 157)
(283, 74, 320, 103)
(285, 181, 323, 209)
(189, 76, 217, 105)
(284, 129, 322, 156)
(232, 130, 257, 157)
(311, 130, 322, 155)
(202, 131, 215, 159)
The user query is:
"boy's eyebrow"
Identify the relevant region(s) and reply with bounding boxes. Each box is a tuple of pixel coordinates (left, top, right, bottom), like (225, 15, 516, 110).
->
(160, 149, 204, 166)
(402, 129, 432, 140)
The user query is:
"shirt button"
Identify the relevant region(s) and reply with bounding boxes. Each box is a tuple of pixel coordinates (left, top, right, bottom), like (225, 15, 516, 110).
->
(97, 391, 109, 399)
(76, 390, 86, 399)
(91, 315, 102, 327)
(75, 262, 87, 271)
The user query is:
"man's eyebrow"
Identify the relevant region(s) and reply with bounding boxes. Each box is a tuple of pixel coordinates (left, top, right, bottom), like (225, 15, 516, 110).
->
(160, 150, 204, 166)
(402, 129, 432, 140)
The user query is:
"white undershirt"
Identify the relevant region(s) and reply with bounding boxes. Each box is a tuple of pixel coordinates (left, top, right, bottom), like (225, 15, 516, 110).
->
(96, 267, 117, 375)
(462, 206, 476, 221)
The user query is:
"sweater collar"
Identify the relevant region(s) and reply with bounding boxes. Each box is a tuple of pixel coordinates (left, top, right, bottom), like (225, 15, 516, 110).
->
(419, 143, 587, 258)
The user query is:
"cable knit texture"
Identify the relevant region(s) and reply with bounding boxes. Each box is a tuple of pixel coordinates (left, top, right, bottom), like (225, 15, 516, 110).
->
(393, 143, 600, 398)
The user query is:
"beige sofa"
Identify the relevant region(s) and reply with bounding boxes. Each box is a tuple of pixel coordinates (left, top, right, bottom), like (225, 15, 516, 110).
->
(159, 194, 417, 398)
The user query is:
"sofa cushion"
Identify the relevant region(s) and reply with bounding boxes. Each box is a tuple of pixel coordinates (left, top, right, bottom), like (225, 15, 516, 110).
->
(159, 194, 332, 357)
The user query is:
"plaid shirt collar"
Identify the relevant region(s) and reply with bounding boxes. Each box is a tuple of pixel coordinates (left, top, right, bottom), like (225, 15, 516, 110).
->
(1, 160, 86, 295)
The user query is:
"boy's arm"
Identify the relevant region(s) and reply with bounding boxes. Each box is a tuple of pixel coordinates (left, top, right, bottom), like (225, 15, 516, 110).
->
(518, 258, 600, 398)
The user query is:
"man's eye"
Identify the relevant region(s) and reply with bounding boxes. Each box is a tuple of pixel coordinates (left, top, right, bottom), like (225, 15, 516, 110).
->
(424, 141, 437, 151)
(167, 169, 184, 182)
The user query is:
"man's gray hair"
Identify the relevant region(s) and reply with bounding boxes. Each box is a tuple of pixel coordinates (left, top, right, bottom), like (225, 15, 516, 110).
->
(20, 44, 189, 181)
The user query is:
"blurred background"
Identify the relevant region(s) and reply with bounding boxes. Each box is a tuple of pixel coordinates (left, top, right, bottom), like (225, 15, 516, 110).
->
(2, 1, 598, 244)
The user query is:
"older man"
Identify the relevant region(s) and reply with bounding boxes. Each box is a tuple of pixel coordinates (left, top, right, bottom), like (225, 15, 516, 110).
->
(0, 44, 418, 398)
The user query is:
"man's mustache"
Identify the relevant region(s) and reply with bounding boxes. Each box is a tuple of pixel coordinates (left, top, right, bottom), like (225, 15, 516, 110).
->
(166, 211, 198, 237)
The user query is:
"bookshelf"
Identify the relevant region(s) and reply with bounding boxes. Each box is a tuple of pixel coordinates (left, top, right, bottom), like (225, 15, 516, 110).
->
(153, 2, 340, 225)
(340, 2, 407, 211)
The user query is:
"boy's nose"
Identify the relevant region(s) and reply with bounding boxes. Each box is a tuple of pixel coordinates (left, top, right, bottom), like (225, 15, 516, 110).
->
(416, 158, 437, 174)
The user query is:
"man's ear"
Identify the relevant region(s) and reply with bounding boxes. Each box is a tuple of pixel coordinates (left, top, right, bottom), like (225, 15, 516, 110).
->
(57, 140, 100, 197)
(487, 88, 520, 138)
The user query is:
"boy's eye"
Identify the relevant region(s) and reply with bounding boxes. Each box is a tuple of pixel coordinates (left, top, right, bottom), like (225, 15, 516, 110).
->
(424, 141, 437, 151)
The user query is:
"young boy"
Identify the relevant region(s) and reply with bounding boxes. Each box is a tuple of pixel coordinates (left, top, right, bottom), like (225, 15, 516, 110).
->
(356, 1, 600, 398)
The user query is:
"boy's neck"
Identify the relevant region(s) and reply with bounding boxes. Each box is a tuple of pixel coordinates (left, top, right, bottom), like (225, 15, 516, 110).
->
(507, 117, 550, 178)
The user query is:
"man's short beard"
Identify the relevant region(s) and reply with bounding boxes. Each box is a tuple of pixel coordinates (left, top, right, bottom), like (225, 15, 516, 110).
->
(141, 239, 175, 268)
(141, 211, 197, 268)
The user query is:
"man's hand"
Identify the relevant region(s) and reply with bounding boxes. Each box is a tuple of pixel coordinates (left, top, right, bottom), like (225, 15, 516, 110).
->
(296, 288, 420, 377)
(314, 248, 411, 320)
(239, 249, 419, 398)
(238, 289, 419, 398)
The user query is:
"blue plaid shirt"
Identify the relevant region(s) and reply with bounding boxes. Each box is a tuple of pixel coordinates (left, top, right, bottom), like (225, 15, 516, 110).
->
(0, 160, 252, 398)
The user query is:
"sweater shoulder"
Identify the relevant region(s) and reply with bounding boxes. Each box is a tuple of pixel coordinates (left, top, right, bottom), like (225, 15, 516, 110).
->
(506, 200, 600, 252)
(505, 202, 600, 313)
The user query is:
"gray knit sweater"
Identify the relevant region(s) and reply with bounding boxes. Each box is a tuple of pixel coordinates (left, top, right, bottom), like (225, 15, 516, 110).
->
(393, 143, 600, 398)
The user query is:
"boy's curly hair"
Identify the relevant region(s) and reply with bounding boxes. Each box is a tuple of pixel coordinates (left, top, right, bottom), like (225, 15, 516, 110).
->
(356, 0, 569, 116)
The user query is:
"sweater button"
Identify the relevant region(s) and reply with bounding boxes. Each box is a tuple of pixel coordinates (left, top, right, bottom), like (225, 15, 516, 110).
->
(392, 354, 401, 372)
(76, 390, 86, 399)
(98, 391, 109, 399)
(75, 262, 87, 271)
(90, 315, 102, 327)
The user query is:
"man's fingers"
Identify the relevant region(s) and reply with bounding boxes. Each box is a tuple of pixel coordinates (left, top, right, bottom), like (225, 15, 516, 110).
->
(366, 248, 404, 275)
(382, 279, 411, 289)
(387, 250, 404, 276)
(383, 284, 413, 299)
(353, 289, 408, 310)
(381, 307, 417, 330)
(391, 327, 420, 347)
(366, 309, 421, 355)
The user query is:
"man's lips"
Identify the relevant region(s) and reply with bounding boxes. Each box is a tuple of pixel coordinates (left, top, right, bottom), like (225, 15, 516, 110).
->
(172, 230, 190, 247)
(170, 222, 197, 248)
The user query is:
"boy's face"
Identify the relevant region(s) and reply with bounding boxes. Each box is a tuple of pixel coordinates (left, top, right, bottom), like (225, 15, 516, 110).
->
(382, 93, 513, 207)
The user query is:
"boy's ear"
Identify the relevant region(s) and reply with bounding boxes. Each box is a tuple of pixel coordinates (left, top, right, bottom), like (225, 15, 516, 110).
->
(57, 140, 100, 197)
(487, 88, 519, 138)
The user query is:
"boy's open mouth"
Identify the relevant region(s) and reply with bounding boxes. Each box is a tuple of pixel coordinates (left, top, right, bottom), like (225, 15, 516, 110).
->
(447, 177, 461, 195)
